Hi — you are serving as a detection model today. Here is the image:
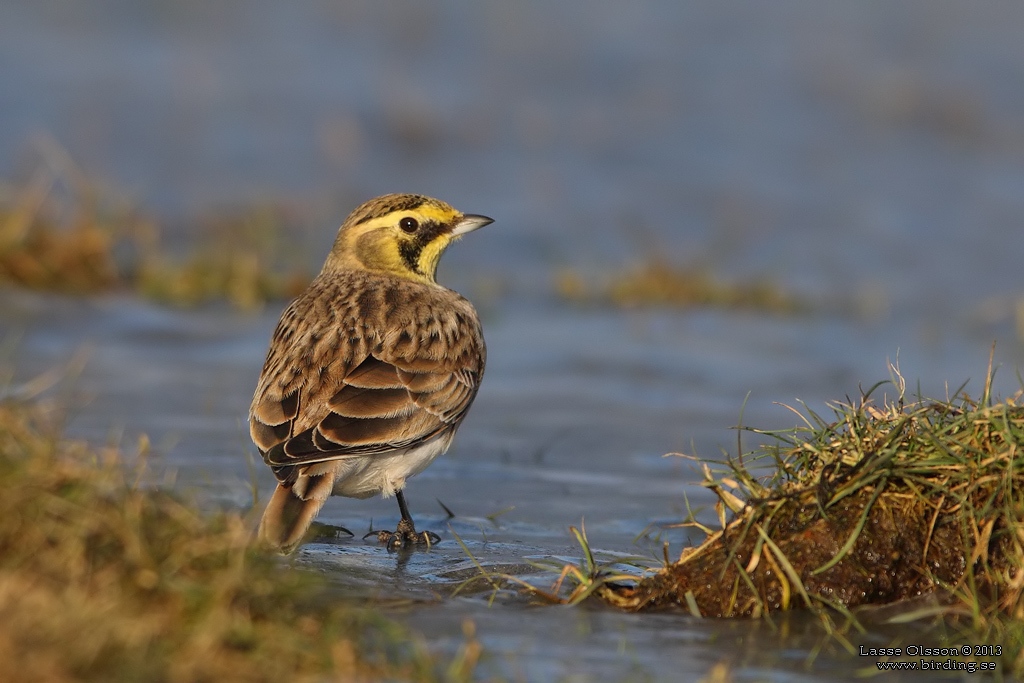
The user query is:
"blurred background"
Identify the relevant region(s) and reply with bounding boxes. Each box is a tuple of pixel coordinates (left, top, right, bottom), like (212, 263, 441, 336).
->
(4, 0, 1024, 320)
(3, 2, 1024, 680)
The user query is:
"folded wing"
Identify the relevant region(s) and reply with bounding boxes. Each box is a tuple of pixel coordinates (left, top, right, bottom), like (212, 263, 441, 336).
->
(251, 340, 481, 484)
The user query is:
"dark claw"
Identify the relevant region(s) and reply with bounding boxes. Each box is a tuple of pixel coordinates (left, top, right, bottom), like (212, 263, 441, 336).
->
(310, 522, 354, 540)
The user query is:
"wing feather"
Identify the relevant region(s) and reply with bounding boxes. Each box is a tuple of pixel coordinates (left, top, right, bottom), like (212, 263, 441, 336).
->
(328, 385, 415, 418)
(249, 272, 484, 483)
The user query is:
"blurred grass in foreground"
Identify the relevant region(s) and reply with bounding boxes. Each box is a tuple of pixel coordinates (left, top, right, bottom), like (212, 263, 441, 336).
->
(0, 140, 310, 310)
(0, 396, 479, 683)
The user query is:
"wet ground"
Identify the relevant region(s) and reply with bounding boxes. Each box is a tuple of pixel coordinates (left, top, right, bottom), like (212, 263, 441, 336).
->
(4, 1, 1024, 680)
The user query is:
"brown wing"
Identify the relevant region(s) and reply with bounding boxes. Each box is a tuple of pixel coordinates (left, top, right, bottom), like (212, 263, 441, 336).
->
(248, 272, 484, 483)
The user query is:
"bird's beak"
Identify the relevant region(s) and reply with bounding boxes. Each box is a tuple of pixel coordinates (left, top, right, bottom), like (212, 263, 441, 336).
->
(451, 213, 494, 237)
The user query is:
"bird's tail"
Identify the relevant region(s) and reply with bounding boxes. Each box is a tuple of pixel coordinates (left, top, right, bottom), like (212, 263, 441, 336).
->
(258, 472, 335, 554)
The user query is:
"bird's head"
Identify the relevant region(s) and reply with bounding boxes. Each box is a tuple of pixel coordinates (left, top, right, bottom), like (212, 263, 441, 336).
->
(323, 193, 493, 284)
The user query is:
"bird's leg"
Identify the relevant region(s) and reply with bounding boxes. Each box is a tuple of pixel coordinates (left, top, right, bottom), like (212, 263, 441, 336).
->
(368, 490, 441, 551)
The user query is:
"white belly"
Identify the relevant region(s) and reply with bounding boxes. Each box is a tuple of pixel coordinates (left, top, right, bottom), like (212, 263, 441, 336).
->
(328, 431, 455, 499)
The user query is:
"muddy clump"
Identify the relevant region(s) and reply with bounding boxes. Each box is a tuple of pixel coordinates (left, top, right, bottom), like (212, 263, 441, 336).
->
(606, 487, 969, 616)
(597, 373, 1024, 620)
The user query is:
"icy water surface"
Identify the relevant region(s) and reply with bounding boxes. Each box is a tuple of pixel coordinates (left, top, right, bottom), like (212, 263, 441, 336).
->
(4, 0, 1024, 680)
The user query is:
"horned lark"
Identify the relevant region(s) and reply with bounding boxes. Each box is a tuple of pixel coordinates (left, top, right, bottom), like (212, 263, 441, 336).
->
(250, 193, 492, 553)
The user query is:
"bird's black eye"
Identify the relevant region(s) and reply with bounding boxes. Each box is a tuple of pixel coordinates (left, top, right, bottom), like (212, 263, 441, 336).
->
(399, 217, 419, 233)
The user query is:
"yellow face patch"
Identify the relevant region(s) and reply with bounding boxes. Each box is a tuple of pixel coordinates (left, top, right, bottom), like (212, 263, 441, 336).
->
(325, 198, 463, 283)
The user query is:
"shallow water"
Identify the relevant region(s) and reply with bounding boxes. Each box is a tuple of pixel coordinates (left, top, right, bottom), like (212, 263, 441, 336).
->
(4, 1, 1024, 680)
(4, 289, 1022, 680)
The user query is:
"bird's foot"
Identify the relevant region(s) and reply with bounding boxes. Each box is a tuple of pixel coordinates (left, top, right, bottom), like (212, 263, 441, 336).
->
(364, 518, 440, 551)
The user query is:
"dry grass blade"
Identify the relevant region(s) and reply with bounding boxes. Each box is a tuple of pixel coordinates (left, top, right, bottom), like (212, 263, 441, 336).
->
(446, 526, 504, 602)
(756, 526, 811, 610)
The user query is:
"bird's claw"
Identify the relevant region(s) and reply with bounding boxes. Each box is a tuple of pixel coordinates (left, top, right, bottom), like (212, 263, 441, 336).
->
(310, 522, 354, 541)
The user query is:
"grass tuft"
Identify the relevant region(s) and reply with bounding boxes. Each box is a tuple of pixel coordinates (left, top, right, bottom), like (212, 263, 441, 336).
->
(0, 397, 466, 683)
(546, 358, 1024, 675)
